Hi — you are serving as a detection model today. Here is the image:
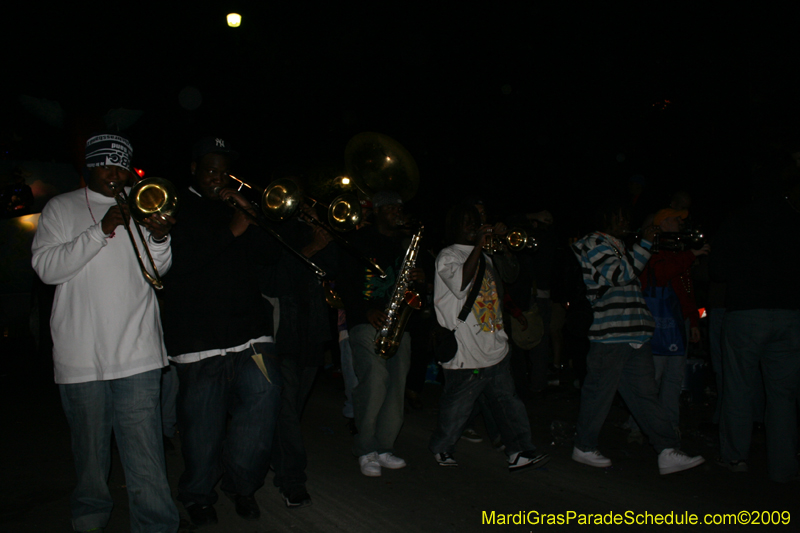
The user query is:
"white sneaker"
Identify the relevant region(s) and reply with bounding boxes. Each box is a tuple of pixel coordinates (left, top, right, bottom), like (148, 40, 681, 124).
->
(508, 450, 551, 472)
(358, 452, 381, 477)
(658, 448, 705, 475)
(434, 452, 459, 467)
(376, 452, 407, 469)
(572, 447, 612, 468)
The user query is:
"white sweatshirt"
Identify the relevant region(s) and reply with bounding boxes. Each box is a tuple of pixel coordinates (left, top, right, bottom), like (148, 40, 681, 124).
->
(31, 187, 172, 384)
(434, 244, 509, 370)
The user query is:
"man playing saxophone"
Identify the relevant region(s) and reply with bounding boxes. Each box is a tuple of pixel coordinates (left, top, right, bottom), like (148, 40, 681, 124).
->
(339, 190, 426, 477)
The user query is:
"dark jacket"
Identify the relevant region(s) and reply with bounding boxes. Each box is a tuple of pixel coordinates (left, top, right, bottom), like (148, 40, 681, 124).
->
(710, 191, 800, 311)
(338, 225, 410, 330)
(261, 218, 338, 364)
(161, 188, 281, 356)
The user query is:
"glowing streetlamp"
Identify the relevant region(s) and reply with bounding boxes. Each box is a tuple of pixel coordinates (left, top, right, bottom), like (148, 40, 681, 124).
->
(227, 13, 241, 27)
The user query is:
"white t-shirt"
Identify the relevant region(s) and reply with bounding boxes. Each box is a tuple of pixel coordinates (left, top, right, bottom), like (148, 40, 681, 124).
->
(434, 244, 509, 370)
(32, 187, 172, 384)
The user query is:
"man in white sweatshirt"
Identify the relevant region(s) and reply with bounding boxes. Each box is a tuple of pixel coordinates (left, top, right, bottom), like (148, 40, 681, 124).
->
(430, 204, 550, 472)
(31, 133, 179, 533)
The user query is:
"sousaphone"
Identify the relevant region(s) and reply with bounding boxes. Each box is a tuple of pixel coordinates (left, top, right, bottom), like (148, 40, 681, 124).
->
(344, 132, 420, 202)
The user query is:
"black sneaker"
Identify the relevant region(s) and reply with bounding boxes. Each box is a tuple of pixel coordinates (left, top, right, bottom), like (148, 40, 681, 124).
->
(225, 492, 260, 521)
(186, 503, 218, 527)
(508, 450, 551, 472)
(282, 486, 312, 508)
(715, 457, 748, 473)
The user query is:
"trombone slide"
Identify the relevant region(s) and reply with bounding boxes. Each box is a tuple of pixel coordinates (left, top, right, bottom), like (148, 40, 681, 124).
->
(221, 194, 327, 278)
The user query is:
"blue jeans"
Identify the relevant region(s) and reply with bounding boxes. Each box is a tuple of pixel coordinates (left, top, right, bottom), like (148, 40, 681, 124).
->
(528, 297, 553, 391)
(271, 356, 318, 492)
(708, 308, 725, 424)
(160, 363, 178, 438)
(430, 356, 535, 457)
(466, 393, 501, 442)
(349, 324, 411, 457)
(59, 369, 179, 533)
(627, 353, 686, 433)
(340, 335, 358, 419)
(575, 342, 679, 453)
(720, 310, 800, 483)
(175, 342, 282, 506)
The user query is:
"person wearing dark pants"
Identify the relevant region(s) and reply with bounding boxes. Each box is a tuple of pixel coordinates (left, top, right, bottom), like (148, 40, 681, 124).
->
(712, 171, 800, 483)
(430, 205, 550, 472)
(262, 201, 337, 508)
(570, 203, 704, 475)
(163, 137, 282, 527)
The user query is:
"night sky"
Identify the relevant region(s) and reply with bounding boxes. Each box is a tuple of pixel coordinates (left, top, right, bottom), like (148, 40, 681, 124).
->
(3, 3, 800, 237)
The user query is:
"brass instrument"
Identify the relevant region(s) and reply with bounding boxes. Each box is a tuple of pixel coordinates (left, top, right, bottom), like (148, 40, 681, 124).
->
(218, 181, 327, 278)
(374, 225, 424, 359)
(652, 231, 706, 253)
(341, 132, 425, 358)
(262, 178, 361, 231)
(483, 227, 537, 254)
(230, 176, 385, 278)
(109, 177, 178, 290)
(623, 230, 706, 253)
(344, 132, 420, 201)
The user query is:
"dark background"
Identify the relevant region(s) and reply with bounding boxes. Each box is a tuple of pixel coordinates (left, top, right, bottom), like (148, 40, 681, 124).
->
(3, 3, 800, 237)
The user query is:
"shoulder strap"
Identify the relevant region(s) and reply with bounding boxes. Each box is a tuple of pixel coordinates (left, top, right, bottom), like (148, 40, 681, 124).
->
(457, 253, 486, 323)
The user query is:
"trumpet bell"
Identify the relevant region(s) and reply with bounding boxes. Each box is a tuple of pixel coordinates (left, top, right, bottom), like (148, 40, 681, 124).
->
(328, 193, 362, 231)
(262, 178, 303, 221)
(506, 228, 528, 250)
(129, 178, 178, 224)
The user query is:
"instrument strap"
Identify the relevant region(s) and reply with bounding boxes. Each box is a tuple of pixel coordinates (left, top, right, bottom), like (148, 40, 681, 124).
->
(456, 253, 486, 324)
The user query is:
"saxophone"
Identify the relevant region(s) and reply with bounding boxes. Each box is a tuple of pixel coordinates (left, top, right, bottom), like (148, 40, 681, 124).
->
(374, 226, 424, 359)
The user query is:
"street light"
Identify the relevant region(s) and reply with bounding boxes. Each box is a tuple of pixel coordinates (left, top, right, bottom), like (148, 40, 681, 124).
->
(227, 13, 241, 27)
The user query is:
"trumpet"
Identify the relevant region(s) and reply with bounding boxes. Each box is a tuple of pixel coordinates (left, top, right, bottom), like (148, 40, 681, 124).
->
(109, 177, 178, 290)
(483, 227, 537, 254)
(231, 176, 387, 278)
(652, 230, 707, 253)
(623, 230, 706, 253)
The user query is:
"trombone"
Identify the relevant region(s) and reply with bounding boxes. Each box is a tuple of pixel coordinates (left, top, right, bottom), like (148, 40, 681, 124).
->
(231, 176, 387, 278)
(218, 179, 327, 278)
(109, 177, 179, 290)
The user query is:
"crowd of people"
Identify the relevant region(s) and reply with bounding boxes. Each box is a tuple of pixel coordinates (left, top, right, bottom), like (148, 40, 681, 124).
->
(30, 133, 800, 532)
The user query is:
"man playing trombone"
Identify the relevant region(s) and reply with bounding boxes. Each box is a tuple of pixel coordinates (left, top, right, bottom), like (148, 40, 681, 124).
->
(161, 136, 282, 527)
(31, 133, 179, 533)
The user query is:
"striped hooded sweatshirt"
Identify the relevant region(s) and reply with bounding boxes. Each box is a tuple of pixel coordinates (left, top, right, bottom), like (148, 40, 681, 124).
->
(571, 232, 655, 344)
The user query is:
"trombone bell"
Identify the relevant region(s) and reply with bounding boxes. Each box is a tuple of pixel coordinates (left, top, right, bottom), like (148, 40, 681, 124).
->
(262, 179, 303, 221)
(129, 178, 179, 224)
(328, 193, 362, 231)
(111, 177, 179, 291)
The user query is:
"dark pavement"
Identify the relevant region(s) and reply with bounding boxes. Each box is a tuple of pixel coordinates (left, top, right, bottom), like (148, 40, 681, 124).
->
(1, 337, 797, 532)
